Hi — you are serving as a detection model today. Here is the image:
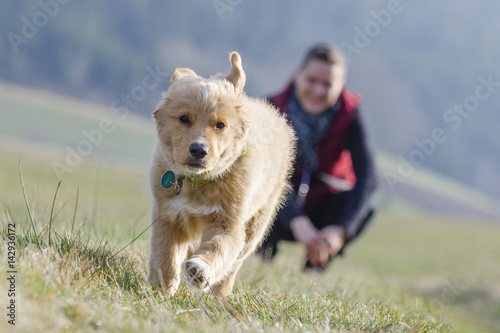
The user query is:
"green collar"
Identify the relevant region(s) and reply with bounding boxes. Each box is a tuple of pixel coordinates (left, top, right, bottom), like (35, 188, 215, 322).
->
(179, 174, 214, 188)
(161, 144, 246, 195)
(161, 171, 209, 194)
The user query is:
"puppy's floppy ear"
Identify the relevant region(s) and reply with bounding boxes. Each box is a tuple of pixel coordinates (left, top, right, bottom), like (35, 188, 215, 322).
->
(171, 68, 197, 84)
(152, 98, 170, 126)
(226, 52, 246, 95)
(152, 108, 163, 126)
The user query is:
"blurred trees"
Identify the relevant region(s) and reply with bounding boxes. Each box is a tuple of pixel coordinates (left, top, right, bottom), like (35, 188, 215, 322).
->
(1, 1, 498, 196)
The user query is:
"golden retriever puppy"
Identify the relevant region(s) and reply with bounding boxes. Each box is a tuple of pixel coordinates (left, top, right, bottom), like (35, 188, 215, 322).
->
(148, 52, 295, 296)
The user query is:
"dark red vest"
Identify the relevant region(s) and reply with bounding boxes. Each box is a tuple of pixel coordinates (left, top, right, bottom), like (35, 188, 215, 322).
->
(269, 83, 361, 212)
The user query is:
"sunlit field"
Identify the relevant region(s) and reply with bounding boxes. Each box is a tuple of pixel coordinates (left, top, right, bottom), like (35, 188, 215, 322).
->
(1, 147, 499, 332)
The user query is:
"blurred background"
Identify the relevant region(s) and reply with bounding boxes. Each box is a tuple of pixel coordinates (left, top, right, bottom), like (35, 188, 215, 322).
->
(1, 1, 499, 220)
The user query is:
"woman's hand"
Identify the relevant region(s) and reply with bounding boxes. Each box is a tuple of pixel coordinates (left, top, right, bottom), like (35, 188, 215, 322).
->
(290, 216, 318, 244)
(290, 216, 325, 267)
(290, 217, 346, 268)
(319, 225, 346, 257)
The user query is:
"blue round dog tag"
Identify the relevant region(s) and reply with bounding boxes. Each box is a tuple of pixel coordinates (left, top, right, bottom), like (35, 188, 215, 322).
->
(161, 171, 175, 189)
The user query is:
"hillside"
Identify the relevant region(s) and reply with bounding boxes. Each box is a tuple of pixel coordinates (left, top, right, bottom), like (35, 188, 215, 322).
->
(1, 81, 498, 221)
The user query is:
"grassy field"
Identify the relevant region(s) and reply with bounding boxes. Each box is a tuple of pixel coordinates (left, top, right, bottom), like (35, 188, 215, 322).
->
(0, 81, 156, 165)
(1, 146, 499, 333)
(1, 82, 499, 332)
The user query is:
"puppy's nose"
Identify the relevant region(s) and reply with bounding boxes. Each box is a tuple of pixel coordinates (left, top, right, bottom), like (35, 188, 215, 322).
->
(189, 143, 209, 159)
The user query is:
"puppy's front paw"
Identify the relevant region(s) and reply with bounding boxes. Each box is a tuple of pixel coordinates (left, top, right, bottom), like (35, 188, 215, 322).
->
(185, 258, 211, 291)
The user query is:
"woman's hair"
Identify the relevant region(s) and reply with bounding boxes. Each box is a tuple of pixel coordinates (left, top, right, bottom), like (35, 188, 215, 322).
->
(301, 44, 346, 69)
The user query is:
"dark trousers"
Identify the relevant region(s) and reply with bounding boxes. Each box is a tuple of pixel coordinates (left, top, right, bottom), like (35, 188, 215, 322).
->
(259, 191, 375, 264)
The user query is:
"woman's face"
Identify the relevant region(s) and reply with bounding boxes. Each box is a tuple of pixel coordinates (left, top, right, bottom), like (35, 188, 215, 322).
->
(294, 59, 345, 114)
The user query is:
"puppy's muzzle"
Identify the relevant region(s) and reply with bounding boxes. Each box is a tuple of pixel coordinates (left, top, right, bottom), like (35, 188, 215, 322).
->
(189, 143, 209, 160)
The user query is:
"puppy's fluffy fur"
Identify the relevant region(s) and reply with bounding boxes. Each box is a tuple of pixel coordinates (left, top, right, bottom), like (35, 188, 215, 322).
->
(149, 52, 295, 296)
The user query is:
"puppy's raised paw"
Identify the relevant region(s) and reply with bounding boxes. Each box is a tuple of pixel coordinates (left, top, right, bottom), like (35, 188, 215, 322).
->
(185, 258, 211, 291)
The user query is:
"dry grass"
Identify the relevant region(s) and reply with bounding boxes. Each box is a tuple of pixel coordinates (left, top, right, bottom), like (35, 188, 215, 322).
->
(1, 148, 498, 332)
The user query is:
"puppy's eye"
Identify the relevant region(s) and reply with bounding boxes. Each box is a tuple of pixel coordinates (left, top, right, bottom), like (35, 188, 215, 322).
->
(179, 115, 189, 124)
(215, 122, 225, 130)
